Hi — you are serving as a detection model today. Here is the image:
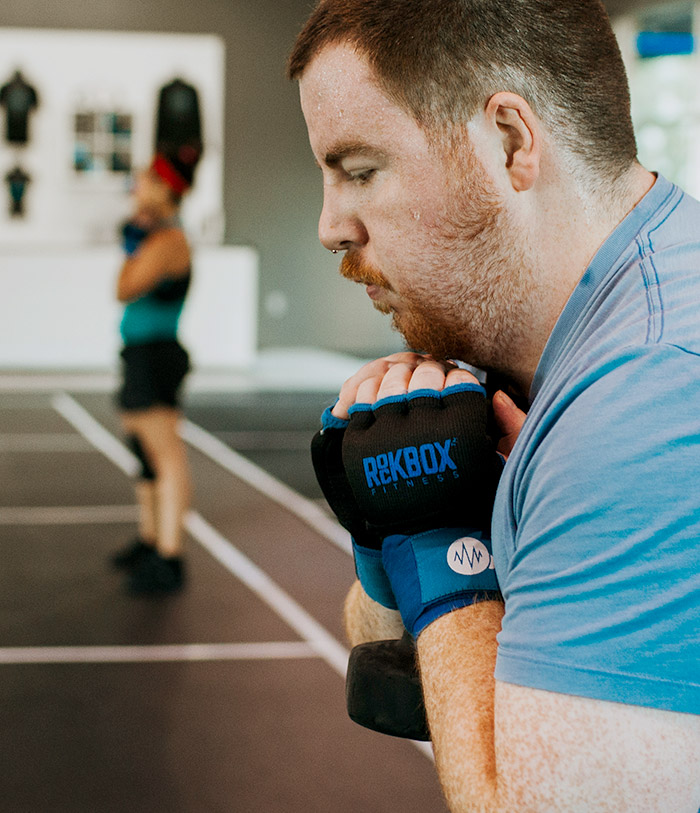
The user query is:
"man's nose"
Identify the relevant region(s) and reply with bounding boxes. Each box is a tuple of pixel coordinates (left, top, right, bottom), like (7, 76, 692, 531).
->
(318, 188, 369, 252)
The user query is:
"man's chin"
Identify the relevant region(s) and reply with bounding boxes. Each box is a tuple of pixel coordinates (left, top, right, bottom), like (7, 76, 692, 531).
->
(391, 312, 470, 364)
(371, 299, 393, 315)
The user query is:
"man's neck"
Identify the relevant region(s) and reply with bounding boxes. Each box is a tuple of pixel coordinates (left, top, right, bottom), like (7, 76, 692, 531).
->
(514, 163, 656, 395)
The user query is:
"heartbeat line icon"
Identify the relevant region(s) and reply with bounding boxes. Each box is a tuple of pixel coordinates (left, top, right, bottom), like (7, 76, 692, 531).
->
(447, 537, 491, 576)
(452, 543, 484, 569)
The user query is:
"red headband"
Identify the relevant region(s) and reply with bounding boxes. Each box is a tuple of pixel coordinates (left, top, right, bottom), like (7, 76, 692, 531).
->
(150, 154, 189, 195)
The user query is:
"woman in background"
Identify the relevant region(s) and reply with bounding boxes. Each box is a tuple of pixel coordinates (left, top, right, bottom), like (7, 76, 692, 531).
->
(111, 151, 197, 594)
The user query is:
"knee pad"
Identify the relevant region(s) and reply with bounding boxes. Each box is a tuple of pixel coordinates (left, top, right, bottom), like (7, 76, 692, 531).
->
(126, 434, 156, 481)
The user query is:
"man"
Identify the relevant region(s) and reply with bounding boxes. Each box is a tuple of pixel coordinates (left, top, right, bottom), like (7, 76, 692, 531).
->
(289, 1, 700, 810)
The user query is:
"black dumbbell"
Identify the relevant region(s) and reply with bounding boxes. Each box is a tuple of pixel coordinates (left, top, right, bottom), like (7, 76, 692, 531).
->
(345, 630, 430, 741)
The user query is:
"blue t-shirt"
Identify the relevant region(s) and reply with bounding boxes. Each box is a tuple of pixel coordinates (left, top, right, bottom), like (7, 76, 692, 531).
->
(492, 175, 700, 715)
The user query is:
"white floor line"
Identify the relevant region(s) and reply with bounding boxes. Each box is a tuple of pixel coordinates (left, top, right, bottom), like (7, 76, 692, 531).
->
(49, 392, 432, 759)
(0, 373, 118, 393)
(0, 348, 370, 394)
(181, 419, 352, 556)
(0, 505, 138, 525)
(185, 511, 349, 675)
(0, 641, 319, 665)
(51, 392, 138, 477)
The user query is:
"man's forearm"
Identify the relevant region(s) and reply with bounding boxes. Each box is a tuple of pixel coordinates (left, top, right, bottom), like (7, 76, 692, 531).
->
(418, 601, 504, 812)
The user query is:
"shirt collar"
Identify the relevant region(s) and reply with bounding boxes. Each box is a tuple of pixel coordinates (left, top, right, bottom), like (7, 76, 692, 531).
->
(529, 174, 678, 401)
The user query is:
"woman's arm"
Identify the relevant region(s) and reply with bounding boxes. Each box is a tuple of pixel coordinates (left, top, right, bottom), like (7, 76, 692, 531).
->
(116, 228, 190, 302)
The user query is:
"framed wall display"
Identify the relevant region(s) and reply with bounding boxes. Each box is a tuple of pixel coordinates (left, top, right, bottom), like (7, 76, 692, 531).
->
(73, 110, 133, 175)
(0, 28, 225, 247)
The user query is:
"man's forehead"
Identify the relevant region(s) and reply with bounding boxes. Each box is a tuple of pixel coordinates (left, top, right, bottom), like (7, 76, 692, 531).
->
(299, 43, 423, 154)
(300, 42, 376, 97)
(299, 41, 401, 129)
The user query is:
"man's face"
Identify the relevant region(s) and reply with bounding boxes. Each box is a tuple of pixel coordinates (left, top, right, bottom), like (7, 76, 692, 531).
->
(299, 43, 536, 373)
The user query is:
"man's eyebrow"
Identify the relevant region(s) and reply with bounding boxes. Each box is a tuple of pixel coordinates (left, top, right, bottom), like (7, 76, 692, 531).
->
(323, 143, 383, 167)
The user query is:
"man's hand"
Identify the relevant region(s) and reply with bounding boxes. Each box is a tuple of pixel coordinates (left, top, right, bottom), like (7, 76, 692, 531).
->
(336, 362, 528, 642)
(333, 353, 528, 458)
(331, 352, 443, 420)
(331, 354, 477, 419)
(317, 353, 516, 630)
(491, 390, 527, 459)
(342, 369, 502, 539)
(312, 354, 484, 609)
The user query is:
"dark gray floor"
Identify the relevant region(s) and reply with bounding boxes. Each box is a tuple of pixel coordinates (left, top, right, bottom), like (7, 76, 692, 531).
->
(0, 389, 449, 813)
(185, 389, 337, 501)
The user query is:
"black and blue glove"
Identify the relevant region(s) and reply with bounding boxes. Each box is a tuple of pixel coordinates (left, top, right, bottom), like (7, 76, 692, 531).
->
(311, 405, 397, 610)
(313, 382, 504, 635)
(312, 381, 504, 740)
(341, 382, 504, 637)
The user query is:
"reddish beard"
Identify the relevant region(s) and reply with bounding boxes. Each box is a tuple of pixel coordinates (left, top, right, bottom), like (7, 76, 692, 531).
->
(339, 252, 395, 314)
(339, 252, 392, 289)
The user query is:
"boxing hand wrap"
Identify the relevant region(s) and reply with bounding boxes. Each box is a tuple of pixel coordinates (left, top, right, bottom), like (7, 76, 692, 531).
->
(311, 406, 395, 608)
(342, 383, 504, 537)
(352, 540, 397, 610)
(382, 528, 501, 637)
(341, 383, 504, 629)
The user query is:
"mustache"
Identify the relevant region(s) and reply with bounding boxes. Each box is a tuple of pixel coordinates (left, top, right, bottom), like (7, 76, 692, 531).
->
(339, 252, 393, 290)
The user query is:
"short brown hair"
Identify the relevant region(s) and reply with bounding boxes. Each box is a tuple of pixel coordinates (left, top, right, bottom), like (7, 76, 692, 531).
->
(288, 0, 638, 183)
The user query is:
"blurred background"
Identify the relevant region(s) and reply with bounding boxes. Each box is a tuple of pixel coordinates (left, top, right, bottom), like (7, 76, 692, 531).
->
(0, 0, 698, 377)
(0, 2, 697, 811)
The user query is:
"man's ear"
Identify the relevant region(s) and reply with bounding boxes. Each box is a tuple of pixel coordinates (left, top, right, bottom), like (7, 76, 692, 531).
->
(485, 92, 541, 192)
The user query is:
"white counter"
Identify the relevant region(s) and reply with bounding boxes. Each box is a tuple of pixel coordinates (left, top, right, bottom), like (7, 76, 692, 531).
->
(0, 245, 258, 370)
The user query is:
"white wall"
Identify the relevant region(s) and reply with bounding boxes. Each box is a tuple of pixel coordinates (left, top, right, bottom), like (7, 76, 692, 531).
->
(0, 28, 260, 372)
(0, 28, 225, 246)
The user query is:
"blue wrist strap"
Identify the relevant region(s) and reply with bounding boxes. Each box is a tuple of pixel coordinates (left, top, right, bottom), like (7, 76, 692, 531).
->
(352, 540, 398, 610)
(347, 381, 487, 417)
(382, 528, 501, 637)
(320, 404, 349, 431)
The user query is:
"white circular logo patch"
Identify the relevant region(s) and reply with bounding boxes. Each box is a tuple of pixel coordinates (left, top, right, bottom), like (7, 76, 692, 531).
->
(447, 537, 492, 575)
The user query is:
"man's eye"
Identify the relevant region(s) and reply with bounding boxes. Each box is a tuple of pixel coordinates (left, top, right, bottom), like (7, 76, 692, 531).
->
(349, 168, 375, 184)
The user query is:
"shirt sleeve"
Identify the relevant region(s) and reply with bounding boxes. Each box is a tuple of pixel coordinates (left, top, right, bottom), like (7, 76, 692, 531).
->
(495, 344, 700, 714)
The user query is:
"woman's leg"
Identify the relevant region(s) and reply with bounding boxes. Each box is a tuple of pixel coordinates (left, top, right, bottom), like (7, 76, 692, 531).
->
(122, 406, 191, 559)
(134, 480, 158, 544)
(112, 416, 158, 567)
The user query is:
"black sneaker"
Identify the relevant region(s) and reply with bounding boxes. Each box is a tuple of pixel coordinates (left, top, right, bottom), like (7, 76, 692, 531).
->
(127, 549, 185, 595)
(111, 538, 153, 570)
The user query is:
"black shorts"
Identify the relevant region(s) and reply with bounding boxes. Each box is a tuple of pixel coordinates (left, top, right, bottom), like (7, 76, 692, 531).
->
(117, 340, 190, 411)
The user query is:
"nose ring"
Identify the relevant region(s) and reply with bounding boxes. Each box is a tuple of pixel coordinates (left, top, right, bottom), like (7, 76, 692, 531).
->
(331, 249, 338, 254)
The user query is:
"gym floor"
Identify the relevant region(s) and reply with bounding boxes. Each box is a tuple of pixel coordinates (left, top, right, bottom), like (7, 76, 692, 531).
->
(0, 354, 449, 813)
